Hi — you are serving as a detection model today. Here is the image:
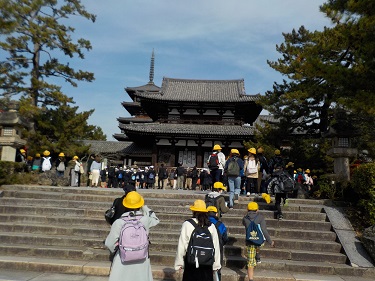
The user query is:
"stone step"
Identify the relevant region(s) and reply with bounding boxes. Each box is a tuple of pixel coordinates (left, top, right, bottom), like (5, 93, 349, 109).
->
(0, 195, 324, 213)
(0, 256, 373, 281)
(0, 203, 328, 222)
(0, 212, 336, 241)
(0, 239, 347, 265)
(1, 185, 330, 206)
(0, 217, 335, 243)
(0, 229, 344, 260)
(0, 213, 333, 231)
(1, 184, 369, 280)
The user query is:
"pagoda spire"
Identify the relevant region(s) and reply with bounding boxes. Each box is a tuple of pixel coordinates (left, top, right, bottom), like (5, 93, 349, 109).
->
(149, 49, 155, 84)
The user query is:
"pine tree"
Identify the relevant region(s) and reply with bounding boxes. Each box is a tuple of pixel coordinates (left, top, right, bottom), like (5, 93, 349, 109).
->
(0, 0, 106, 153)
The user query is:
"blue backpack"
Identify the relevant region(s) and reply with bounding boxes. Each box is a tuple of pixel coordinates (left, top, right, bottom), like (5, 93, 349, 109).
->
(245, 214, 265, 246)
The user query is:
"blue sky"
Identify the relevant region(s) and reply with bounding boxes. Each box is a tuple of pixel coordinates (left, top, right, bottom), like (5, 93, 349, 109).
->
(58, 0, 332, 140)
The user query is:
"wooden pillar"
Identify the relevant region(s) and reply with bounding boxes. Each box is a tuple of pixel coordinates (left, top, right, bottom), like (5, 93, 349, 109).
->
(152, 143, 158, 166)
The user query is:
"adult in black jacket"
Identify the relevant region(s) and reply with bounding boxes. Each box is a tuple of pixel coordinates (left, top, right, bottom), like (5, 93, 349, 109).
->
(107, 184, 136, 225)
(157, 163, 168, 189)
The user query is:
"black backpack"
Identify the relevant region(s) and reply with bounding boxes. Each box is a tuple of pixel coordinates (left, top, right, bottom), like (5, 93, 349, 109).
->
(277, 172, 295, 193)
(245, 214, 265, 246)
(208, 153, 219, 170)
(186, 219, 215, 267)
(205, 194, 224, 216)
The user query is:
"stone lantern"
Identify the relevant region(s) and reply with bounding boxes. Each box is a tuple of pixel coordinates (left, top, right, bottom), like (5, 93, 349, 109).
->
(0, 102, 29, 162)
(325, 111, 359, 182)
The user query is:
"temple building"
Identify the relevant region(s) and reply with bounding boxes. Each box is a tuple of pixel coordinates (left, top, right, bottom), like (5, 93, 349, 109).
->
(114, 51, 263, 168)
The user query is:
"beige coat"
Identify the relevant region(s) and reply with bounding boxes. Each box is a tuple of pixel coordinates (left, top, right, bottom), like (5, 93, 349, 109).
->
(244, 157, 260, 179)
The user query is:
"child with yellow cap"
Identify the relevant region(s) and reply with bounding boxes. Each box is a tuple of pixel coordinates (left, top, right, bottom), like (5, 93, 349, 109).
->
(242, 201, 274, 281)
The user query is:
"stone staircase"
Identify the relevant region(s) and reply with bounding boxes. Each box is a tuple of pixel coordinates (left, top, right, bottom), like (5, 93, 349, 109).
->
(0, 185, 374, 281)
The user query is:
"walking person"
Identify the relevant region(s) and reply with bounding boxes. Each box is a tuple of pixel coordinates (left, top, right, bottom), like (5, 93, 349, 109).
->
(207, 206, 228, 281)
(69, 156, 81, 187)
(90, 155, 101, 187)
(157, 163, 168, 189)
(244, 148, 259, 196)
(205, 181, 229, 218)
(242, 202, 274, 281)
(224, 149, 244, 209)
(256, 148, 269, 194)
(207, 144, 226, 184)
(105, 191, 160, 281)
(267, 165, 295, 220)
(176, 163, 186, 190)
(55, 152, 66, 178)
(191, 166, 199, 190)
(174, 199, 221, 281)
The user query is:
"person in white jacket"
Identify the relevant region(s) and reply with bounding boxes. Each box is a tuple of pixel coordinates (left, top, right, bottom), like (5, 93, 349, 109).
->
(175, 199, 221, 281)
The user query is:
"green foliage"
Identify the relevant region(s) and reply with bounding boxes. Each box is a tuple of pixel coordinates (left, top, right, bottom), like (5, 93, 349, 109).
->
(21, 99, 106, 157)
(314, 175, 337, 200)
(0, 161, 37, 185)
(351, 163, 375, 226)
(261, 0, 375, 136)
(0, 0, 96, 106)
(0, 1, 106, 150)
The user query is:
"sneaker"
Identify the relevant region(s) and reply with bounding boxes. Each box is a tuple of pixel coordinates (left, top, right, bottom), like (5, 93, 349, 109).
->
(278, 214, 284, 221)
(246, 192, 250, 197)
(255, 253, 261, 264)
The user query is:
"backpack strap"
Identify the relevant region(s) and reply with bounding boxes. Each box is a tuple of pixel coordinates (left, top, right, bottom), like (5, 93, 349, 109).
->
(187, 218, 198, 228)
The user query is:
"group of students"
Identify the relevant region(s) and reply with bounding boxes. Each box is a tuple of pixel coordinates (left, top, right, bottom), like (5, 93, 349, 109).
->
(104, 181, 273, 281)
(18, 149, 85, 186)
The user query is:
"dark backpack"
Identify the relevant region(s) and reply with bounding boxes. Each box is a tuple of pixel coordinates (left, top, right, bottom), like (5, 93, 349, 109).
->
(274, 172, 295, 193)
(186, 219, 215, 267)
(205, 194, 223, 217)
(118, 172, 123, 179)
(245, 214, 265, 246)
(208, 153, 219, 170)
(226, 158, 240, 176)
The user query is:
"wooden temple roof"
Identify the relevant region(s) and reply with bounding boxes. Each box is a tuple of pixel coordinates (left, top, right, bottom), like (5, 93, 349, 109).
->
(119, 123, 255, 137)
(133, 77, 259, 103)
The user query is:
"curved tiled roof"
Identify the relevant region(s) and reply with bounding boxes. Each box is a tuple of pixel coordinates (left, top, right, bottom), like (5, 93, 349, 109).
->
(133, 77, 259, 102)
(125, 82, 161, 93)
(120, 123, 254, 137)
(117, 117, 153, 124)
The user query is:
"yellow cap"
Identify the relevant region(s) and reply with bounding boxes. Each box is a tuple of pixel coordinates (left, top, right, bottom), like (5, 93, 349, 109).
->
(213, 181, 226, 191)
(35, 153, 41, 157)
(207, 206, 218, 213)
(123, 191, 144, 209)
(59, 152, 65, 157)
(20, 149, 26, 153)
(213, 144, 222, 151)
(43, 150, 50, 156)
(73, 156, 79, 160)
(275, 149, 281, 155)
(247, 201, 259, 211)
(257, 147, 264, 154)
(231, 148, 240, 155)
(262, 193, 271, 204)
(305, 169, 310, 174)
(190, 199, 208, 212)
(248, 147, 256, 154)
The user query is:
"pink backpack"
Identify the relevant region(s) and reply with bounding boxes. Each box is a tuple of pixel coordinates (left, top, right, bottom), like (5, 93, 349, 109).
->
(119, 215, 149, 263)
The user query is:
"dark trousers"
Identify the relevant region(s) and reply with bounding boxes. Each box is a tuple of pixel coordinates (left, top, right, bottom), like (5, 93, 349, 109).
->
(275, 193, 286, 217)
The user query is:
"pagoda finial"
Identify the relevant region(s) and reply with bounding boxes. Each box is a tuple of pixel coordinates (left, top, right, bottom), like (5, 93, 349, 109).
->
(149, 49, 155, 84)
